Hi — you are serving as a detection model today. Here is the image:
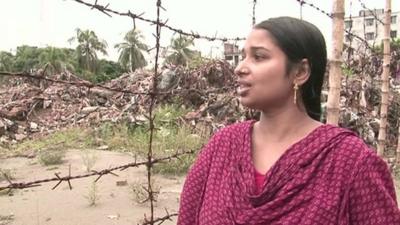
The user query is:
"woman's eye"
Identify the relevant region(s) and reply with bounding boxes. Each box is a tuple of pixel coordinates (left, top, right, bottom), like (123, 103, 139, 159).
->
(254, 54, 264, 60)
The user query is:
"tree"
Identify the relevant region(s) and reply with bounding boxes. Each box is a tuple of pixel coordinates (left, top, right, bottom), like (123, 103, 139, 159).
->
(165, 35, 196, 66)
(13, 45, 41, 72)
(0, 51, 14, 71)
(68, 28, 108, 73)
(95, 59, 125, 83)
(114, 29, 148, 72)
(38, 47, 75, 73)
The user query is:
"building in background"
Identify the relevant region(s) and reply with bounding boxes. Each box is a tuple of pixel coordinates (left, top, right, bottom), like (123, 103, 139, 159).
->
(223, 43, 240, 66)
(344, 9, 400, 51)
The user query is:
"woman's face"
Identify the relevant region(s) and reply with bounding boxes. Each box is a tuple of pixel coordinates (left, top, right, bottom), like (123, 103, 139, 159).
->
(234, 29, 294, 111)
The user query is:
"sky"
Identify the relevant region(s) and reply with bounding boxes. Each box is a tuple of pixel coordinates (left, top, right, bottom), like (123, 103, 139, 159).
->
(1, 0, 399, 63)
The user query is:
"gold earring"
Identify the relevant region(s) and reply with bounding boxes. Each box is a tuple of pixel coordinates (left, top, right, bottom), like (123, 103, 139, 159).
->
(294, 83, 299, 104)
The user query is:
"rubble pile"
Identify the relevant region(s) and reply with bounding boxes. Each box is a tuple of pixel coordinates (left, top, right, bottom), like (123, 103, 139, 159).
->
(0, 60, 246, 144)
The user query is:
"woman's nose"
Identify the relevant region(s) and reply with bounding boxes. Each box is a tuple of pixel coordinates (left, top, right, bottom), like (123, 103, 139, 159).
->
(234, 62, 249, 77)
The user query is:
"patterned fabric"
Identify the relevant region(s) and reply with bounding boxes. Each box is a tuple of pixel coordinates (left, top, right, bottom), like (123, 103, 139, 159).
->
(177, 120, 400, 225)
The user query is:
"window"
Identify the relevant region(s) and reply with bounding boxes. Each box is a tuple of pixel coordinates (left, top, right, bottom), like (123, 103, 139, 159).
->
(365, 32, 375, 40)
(391, 30, 397, 38)
(345, 20, 353, 29)
(391, 16, 397, 24)
(365, 18, 374, 26)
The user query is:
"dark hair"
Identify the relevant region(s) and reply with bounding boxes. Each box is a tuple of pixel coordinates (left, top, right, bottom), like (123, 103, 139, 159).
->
(254, 17, 327, 121)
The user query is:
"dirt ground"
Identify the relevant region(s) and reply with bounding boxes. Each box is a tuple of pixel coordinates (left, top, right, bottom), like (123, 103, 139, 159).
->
(1, 150, 400, 225)
(0, 150, 184, 225)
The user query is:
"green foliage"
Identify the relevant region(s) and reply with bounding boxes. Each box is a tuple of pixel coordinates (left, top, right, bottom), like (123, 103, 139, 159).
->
(12, 127, 92, 156)
(342, 64, 354, 77)
(9, 104, 208, 174)
(68, 28, 108, 73)
(0, 28, 132, 83)
(165, 35, 197, 66)
(13, 45, 41, 72)
(0, 51, 14, 71)
(38, 47, 75, 73)
(115, 28, 148, 72)
(86, 104, 208, 175)
(152, 125, 205, 175)
(188, 53, 210, 69)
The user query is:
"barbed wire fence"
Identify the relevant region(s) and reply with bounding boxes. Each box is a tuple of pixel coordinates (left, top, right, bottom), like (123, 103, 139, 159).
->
(0, 0, 397, 224)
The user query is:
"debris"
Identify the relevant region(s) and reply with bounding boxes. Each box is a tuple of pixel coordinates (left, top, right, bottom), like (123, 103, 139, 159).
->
(0, 60, 242, 144)
(106, 214, 120, 220)
(97, 145, 109, 150)
(116, 180, 128, 186)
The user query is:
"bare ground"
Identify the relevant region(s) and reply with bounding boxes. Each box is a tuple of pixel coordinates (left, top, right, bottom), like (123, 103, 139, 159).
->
(1, 150, 400, 225)
(0, 150, 184, 225)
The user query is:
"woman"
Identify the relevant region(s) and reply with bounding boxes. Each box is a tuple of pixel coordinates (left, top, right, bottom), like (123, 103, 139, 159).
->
(177, 17, 400, 225)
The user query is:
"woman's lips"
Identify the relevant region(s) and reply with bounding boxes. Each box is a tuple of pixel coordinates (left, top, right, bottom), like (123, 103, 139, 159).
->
(237, 82, 251, 96)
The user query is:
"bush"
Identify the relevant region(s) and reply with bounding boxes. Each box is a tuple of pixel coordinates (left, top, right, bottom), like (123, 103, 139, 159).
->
(38, 149, 66, 166)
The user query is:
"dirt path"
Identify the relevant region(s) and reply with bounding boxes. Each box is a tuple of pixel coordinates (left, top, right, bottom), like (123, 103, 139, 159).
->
(0, 150, 184, 225)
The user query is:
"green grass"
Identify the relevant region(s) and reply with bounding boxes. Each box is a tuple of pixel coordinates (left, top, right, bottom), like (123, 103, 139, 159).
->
(4, 127, 93, 158)
(6, 104, 210, 174)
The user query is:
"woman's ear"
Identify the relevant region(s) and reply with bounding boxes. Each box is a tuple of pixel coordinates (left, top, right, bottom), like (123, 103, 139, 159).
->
(293, 59, 311, 86)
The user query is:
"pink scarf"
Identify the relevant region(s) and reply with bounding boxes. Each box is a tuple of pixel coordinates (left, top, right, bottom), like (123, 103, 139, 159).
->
(177, 120, 400, 225)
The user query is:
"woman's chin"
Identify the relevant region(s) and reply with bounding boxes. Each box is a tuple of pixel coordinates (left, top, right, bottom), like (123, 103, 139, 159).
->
(238, 97, 257, 109)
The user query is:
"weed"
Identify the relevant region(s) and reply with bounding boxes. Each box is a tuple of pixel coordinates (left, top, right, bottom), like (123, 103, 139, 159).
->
(84, 180, 100, 206)
(80, 150, 98, 172)
(130, 179, 160, 204)
(38, 149, 66, 166)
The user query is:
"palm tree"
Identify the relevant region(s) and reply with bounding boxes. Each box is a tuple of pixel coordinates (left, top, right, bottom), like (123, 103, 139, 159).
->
(38, 47, 75, 73)
(114, 29, 148, 72)
(68, 28, 108, 73)
(165, 35, 196, 66)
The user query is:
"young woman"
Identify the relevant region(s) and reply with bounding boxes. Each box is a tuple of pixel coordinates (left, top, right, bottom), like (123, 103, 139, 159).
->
(177, 17, 400, 225)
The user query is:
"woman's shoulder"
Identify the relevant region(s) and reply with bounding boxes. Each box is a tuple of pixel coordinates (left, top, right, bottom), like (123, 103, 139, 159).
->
(324, 125, 388, 175)
(206, 120, 254, 144)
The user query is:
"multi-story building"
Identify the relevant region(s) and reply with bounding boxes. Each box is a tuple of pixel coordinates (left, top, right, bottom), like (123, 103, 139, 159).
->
(344, 9, 400, 49)
(223, 43, 240, 66)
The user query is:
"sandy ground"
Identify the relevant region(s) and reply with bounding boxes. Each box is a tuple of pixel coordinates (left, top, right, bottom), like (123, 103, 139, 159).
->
(0, 150, 184, 225)
(1, 150, 400, 225)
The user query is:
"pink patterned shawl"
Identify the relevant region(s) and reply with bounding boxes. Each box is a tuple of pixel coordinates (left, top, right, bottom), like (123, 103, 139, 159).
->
(177, 120, 400, 225)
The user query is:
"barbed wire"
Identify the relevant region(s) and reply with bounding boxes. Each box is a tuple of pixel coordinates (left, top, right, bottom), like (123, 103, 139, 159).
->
(294, 0, 332, 18)
(144, 0, 163, 223)
(252, 0, 257, 25)
(141, 209, 178, 225)
(70, 0, 245, 42)
(294, 0, 376, 51)
(357, 0, 385, 25)
(0, 71, 235, 96)
(0, 149, 195, 192)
